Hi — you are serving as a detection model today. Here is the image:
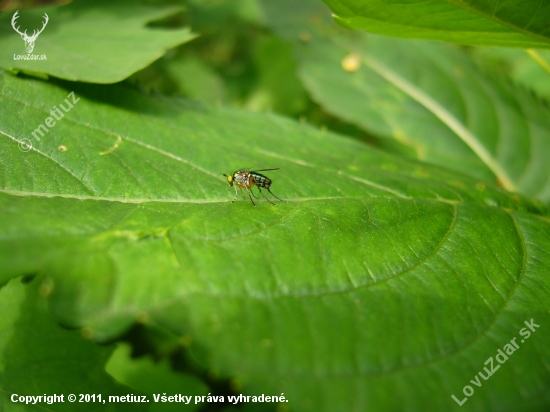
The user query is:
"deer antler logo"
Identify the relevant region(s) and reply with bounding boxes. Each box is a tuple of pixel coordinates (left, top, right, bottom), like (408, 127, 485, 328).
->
(11, 10, 49, 54)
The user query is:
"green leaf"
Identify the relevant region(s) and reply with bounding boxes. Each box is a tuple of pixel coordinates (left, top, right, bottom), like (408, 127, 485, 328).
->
(321, 0, 550, 48)
(0, 0, 196, 83)
(0, 277, 145, 411)
(1, 71, 550, 412)
(262, 0, 550, 202)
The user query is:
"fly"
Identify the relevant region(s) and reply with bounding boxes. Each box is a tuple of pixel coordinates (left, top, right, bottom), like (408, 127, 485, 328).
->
(223, 168, 284, 206)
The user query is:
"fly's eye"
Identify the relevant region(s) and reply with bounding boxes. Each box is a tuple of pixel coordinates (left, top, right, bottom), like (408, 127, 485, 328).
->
(223, 174, 234, 186)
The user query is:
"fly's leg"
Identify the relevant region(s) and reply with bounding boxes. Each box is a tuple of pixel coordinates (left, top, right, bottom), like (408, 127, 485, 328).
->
(232, 186, 246, 202)
(246, 188, 256, 206)
(250, 188, 260, 199)
(246, 176, 259, 199)
(236, 187, 248, 201)
(257, 186, 276, 205)
(231, 185, 239, 203)
(267, 187, 284, 202)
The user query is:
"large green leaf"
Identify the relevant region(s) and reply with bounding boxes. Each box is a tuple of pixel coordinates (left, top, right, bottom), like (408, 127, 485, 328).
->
(0, 0, 196, 83)
(0, 277, 145, 411)
(321, 0, 550, 48)
(262, 0, 550, 202)
(1, 71, 550, 411)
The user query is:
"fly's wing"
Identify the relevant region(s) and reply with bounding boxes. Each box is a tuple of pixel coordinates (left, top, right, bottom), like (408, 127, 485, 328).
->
(250, 168, 279, 172)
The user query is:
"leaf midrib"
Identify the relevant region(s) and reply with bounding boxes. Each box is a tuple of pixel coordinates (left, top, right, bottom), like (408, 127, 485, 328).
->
(0, 129, 95, 194)
(0, 188, 459, 204)
(357, 54, 518, 192)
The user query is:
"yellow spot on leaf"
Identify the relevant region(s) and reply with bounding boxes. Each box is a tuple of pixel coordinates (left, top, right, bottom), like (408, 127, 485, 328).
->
(342, 53, 361, 72)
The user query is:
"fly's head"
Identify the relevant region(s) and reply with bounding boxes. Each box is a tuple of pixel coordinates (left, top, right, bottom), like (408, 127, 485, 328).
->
(223, 173, 234, 186)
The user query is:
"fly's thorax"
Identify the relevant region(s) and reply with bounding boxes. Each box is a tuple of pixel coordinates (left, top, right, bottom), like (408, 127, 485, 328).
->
(233, 170, 253, 188)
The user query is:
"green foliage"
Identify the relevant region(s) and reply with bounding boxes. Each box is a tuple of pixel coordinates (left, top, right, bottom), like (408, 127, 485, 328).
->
(263, 0, 550, 202)
(321, 0, 550, 48)
(0, 0, 195, 83)
(1, 0, 550, 411)
(0, 278, 145, 411)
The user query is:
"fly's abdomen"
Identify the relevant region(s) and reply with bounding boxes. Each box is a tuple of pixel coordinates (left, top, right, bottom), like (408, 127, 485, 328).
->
(251, 173, 272, 188)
